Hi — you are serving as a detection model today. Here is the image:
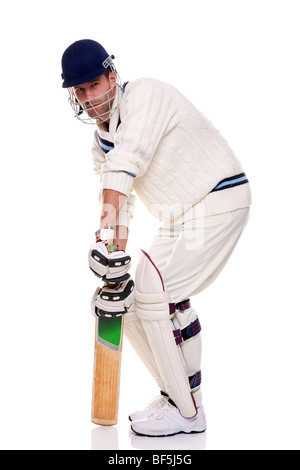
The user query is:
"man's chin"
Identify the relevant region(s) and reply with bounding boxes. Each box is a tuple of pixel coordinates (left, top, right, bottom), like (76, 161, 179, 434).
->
(85, 108, 110, 122)
(86, 111, 98, 119)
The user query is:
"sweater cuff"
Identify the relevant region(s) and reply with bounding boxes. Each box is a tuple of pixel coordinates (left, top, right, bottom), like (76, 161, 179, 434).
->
(102, 171, 135, 196)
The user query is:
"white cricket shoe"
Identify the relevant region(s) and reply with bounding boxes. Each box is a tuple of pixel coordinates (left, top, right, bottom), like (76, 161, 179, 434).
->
(131, 401, 206, 437)
(129, 396, 168, 422)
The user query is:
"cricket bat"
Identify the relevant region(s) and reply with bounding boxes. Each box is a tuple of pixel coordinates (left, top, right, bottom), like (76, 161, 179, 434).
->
(92, 316, 124, 426)
(91, 313, 124, 425)
(90, 228, 129, 426)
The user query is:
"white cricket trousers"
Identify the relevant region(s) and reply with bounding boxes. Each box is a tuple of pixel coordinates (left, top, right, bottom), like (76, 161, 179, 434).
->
(147, 207, 250, 301)
(125, 207, 250, 410)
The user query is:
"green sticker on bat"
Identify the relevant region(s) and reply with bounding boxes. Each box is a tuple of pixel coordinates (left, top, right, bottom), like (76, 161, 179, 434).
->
(97, 316, 122, 351)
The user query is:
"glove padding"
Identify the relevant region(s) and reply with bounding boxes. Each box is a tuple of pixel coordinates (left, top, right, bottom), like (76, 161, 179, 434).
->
(91, 274, 135, 318)
(88, 241, 131, 281)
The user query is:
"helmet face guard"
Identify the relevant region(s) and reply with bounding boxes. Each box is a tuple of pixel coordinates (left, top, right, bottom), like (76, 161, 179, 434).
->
(61, 40, 122, 125)
(68, 63, 122, 125)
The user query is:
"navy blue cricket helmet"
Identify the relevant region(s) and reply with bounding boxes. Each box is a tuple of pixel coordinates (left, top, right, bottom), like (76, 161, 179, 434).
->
(61, 39, 114, 88)
(61, 39, 121, 124)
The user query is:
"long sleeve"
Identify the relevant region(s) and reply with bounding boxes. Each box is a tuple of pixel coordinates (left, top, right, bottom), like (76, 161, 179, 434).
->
(92, 130, 136, 229)
(101, 78, 181, 196)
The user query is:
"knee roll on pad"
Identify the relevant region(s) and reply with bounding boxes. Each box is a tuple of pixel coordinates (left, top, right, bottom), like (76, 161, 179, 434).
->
(135, 250, 197, 418)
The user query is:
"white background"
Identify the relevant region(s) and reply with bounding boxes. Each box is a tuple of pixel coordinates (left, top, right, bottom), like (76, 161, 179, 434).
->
(0, 0, 299, 450)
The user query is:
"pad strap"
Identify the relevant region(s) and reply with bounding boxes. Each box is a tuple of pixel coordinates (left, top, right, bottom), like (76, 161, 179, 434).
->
(169, 299, 191, 315)
(189, 371, 202, 389)
(173, 319, 201, 345)
(176, 299, 191, 311)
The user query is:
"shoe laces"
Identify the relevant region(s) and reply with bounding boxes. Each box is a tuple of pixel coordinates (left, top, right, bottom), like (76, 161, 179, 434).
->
(146, 395, 167, 409)
(150, 401, 171, 420)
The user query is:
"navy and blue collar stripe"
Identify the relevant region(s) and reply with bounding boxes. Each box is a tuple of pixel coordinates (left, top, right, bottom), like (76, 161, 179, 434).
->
(97, 135, 114, 154)
(211, 173, 249, 192)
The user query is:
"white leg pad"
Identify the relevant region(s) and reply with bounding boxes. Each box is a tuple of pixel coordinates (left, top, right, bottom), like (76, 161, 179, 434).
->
(135, 250, 197, 418)
(173, 306, 202, 408)
(124, 304, 166, 392)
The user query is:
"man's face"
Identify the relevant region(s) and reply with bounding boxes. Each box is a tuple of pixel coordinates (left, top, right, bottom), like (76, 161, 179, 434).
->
(72, 72, 116, 122)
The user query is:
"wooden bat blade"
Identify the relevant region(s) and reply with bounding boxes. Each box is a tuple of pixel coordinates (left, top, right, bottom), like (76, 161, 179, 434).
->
(92, 315, 124, 426)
